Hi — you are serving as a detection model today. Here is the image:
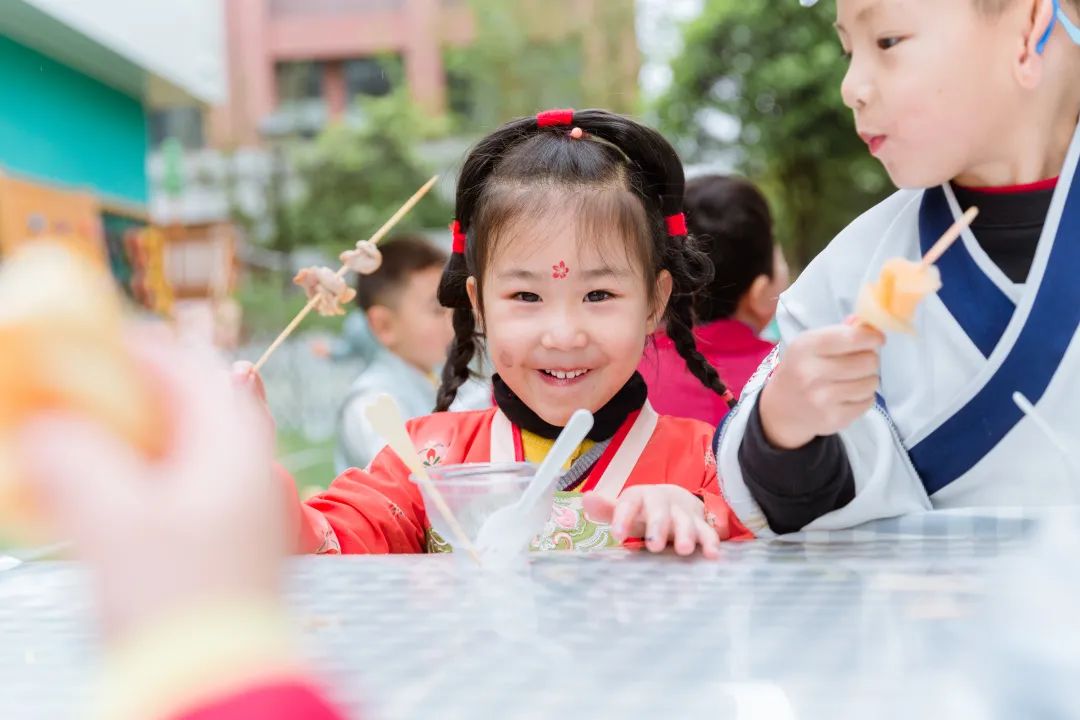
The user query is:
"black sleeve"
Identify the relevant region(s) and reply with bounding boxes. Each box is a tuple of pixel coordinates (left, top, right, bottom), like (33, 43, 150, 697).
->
(736, 396, 855, 534)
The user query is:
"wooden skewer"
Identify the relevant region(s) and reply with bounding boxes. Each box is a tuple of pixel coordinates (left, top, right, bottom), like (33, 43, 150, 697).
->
(921, 207, 978, 267)
(409, 468, 482, 565)
(365, 175, 441, 248)
(364, 394, 482, 564)
(252, 175, 440, 373)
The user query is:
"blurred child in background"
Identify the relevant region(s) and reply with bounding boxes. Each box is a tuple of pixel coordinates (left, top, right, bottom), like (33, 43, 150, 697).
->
(639, 175, 789, 425)
(335, 235, 489, 472)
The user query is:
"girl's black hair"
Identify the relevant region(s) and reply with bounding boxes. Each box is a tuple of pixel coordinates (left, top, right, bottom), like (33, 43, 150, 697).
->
(434, 108, 733, 412)
(684, 175, 776, 323)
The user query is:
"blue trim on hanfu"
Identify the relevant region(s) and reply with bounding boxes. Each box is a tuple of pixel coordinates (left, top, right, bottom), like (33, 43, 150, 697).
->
(919, 186, 1015, 358)
(910, 170, 1080, 495)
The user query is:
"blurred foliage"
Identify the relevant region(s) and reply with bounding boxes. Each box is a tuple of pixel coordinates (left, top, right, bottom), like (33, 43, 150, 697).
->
(286, 91, 452, 255)
(657, 0, 891, 268)
(277, 428, 336, 492)
(446, 0, 638, 129)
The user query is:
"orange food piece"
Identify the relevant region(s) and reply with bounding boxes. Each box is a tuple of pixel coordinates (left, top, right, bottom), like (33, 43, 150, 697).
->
(855, 258, 942, 334)
(0, 243, 167, 545)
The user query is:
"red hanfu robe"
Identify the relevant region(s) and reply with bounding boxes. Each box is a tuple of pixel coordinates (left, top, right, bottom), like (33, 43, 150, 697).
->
(286, 402, 751, 555)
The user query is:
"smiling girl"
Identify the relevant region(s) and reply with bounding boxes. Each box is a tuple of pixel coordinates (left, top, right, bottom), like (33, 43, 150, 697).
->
(273, 109, 752, 557)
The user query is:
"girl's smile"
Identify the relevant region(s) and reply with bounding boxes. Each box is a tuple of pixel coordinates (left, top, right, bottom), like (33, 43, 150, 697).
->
(467, 209, 670, 428)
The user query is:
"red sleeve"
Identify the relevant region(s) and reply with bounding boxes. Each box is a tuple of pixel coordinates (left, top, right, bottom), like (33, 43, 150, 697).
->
(702, 492, 753, 541)
(697, 430, 754, 542)
(286, 445, 431, 555)
(170, 680, 348, 720)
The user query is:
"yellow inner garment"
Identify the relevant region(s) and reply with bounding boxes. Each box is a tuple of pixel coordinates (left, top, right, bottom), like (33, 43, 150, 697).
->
(520, 429, 595, 491)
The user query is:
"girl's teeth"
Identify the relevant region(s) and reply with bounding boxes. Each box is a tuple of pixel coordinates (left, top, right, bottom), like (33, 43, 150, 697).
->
(547, 369, 586, 380)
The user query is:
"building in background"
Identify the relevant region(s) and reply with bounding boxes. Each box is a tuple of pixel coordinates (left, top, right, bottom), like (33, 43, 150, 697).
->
(212, 0, 470, 146)
(0, 0, 221, 317)
(209, 0, 640, 147)
(140, 0, 641, 259)
(0, 0, 646, 360)
(3, 0, 243, 340)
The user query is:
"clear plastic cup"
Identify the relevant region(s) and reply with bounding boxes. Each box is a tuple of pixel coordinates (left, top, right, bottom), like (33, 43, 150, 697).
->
(410, 462, 536, 556)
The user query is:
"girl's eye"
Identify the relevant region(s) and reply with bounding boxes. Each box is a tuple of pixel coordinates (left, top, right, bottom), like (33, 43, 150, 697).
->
(877, 36, 903, 50)
(585, 290, 613, 303)
(513, 291, 541, 303)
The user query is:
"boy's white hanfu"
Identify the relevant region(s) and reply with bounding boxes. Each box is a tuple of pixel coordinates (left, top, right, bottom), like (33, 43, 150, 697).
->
(716, 122, 1080, 536)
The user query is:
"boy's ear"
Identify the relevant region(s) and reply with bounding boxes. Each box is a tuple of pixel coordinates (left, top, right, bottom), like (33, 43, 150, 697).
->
(648, 270, 674, 333)
(1017, 0, 1055, 88)
(366, 306, 397, 347)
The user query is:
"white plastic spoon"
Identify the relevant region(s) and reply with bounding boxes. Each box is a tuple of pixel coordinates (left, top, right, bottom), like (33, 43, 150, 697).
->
(475, 409, 594, 559)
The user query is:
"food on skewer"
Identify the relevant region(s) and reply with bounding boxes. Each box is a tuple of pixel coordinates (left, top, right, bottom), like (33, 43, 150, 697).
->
(854, 207, 978, 334)
(252, 176, 438, 372)
(293, 266, 357, 317)
(340, 240, 383, 276)
(855, 258, 942, 334)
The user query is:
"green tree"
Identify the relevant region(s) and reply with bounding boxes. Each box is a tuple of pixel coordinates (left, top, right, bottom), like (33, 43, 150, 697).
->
(657, 0, 891, 267)
(287, 91, 452, 254)
(446, 0, 638, 130)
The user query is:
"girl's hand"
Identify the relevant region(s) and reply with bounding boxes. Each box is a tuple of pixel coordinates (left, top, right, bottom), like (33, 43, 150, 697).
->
(583, 485, 725, 559)
(231, 360, 274, 434)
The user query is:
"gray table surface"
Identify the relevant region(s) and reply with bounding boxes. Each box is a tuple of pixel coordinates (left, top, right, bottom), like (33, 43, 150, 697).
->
(0, 509, 1070, 720)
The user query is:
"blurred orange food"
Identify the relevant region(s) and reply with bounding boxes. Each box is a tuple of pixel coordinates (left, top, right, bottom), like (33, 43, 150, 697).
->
(0, 242, 167, 543)
(855, 258, 942, 334)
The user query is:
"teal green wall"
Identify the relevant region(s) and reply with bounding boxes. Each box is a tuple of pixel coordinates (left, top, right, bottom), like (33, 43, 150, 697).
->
(0, 36, 148, 205)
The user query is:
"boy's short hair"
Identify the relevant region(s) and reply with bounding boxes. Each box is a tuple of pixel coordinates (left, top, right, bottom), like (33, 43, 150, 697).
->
(685, 175, 776, 324)
(355, 235, 448, 311)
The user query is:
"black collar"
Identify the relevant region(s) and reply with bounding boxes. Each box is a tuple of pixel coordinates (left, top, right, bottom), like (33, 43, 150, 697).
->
(492, 372, 647, 442)
(951, 182, 1055, 283)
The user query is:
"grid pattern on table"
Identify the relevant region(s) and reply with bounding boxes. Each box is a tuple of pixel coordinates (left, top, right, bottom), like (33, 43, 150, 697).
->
(0, 510, 1037, 720)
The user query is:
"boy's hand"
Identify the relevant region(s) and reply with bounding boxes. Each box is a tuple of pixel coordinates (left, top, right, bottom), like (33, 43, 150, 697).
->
(583, 485, 725, 559)
(759, 321, 884, 450)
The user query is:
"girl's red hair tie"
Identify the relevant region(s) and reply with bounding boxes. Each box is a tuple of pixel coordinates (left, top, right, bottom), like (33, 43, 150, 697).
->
(665, 213, 688, 237)
(450, 220, 467, 254)
(537, 108, 575, 127)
